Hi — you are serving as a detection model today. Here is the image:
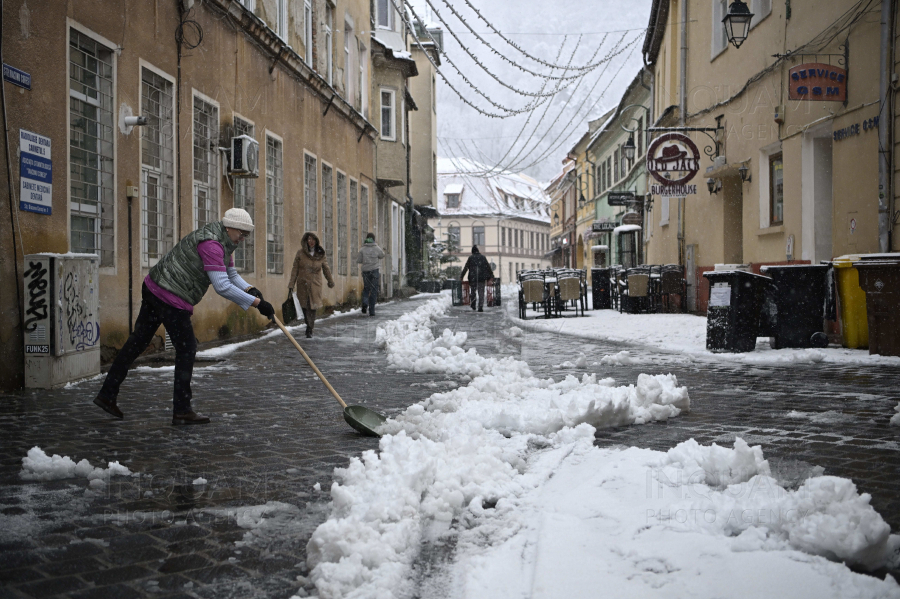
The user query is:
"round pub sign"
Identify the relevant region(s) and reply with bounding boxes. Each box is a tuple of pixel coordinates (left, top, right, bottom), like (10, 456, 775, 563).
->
(647, 133, 701, 186)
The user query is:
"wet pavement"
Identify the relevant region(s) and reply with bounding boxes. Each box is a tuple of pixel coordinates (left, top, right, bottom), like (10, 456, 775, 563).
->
(0, 295, 898, 597)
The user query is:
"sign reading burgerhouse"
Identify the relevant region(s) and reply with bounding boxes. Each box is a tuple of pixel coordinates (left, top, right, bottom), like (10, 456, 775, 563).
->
(647, 133, 700, 196)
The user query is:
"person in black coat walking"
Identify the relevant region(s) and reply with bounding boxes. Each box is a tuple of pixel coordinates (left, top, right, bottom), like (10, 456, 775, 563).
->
(460, 246, 494, 312)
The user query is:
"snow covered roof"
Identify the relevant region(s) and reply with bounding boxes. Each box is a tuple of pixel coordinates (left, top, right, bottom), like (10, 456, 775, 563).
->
(436, 157, 551, 222)
(613, 224, 642, 235)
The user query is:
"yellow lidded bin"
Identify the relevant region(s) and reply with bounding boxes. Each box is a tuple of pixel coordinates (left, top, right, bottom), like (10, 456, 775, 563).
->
(832, 254, 868, 348)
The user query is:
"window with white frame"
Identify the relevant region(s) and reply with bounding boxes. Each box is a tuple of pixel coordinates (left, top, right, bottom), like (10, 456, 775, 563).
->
(325, 3, 334, 85)
(360, 184, 369, 239)
(377, 0, 393, 29)
(350, 179, 359, 274)
(304, 153, 317, 232)
(401, 94, 406, 145)
(712, 0, 729, 58)
(232, 116, 255, 272)
(445, 193, 459, 209)
(239, 0, 256, 10)
(769, 152, 784, 225)
(266, 135, 284, 274)
(141, 68, 175, 268)
(277, 0, 288, 39)
(322, 163, 334, 273)
(751, 0, 772, 27)
(344, 22, 354, 103)
(380, 88, 396, 140)
(473, 224, 485, 247)
(304, 0, 313, 65)
(358, 40, 367, 115)
(69, 29, 115, 266)
(193, 95, 219, 228)
(660, 196, 670, 226)
(336, 171, 348, 275)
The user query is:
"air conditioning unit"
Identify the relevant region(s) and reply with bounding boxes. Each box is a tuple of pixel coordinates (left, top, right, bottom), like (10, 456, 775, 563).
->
(24, 253, 101, 388)
(229, 135, 259, 177)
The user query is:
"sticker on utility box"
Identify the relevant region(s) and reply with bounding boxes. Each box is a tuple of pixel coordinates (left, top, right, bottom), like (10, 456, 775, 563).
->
(709, 284, 732, 307)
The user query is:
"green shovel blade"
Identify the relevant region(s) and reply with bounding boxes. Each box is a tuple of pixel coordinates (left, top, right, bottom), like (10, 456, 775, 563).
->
(343, 405, 387, 437)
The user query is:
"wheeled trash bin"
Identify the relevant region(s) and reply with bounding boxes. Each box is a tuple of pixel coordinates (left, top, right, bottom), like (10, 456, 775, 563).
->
(854, 256, 900, 356)
(703, 270, 772, 353)
(759, 264, 831, 349)
(591, 268, 611, 310)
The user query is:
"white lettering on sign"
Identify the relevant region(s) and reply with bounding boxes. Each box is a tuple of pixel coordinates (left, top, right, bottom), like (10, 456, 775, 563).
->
(19, 129, 52, 215)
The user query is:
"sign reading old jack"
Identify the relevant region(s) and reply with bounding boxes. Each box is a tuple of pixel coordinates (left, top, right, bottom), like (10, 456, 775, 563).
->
(647, 133, 700, 196)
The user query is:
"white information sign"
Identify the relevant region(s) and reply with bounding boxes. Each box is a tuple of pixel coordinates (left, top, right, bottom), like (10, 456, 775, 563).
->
(19, 129, 52, 215)
(709, 284, 732, 307)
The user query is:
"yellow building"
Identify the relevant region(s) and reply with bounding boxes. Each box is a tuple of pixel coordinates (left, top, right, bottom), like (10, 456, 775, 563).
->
(643, 0, 895, 311)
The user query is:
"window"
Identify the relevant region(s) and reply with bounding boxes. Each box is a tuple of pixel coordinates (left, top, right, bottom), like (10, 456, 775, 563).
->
(401, 94, 406, 146)
(380, 88, 396, 140)
(445, 193, 459, 208)
(769, 152, 784, 225)
(359, 40, 367, 115)
(614, 148, 620, 182)
(69, 29, 115, 266)
(277, 0, 288, 39)
(712, 0, 728, 58)
(337, 171, 348, 275)
(501, 227, 506, 247)
(304, 0, 313, 65)
(448, 225, 460, 247)
(325, 3, 334, 85)
(637, 117, 644, 157)
(361, 184, 369, 240)
(433, 152, 437, 189)
(377, 0, 393, 29)
(350, 179, 359, 275)
(344, 22, 353, 101)
(140, 68, 175, 268)
(531, 231, 535, 248)
(473, 225, 485, 247)
(239, 0, 256, 10)
(751, 0, 772, 27)
(322, 163, 334, 272)
(304, 153, 317, 233)
(266, 135, 284, 274)
(193, 95, 219, 228)
(660, 197, 670, 226)
(232, 117, 255, 272)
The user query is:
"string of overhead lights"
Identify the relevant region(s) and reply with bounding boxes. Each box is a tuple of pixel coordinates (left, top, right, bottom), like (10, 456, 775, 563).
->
(425, 0, 604, 83)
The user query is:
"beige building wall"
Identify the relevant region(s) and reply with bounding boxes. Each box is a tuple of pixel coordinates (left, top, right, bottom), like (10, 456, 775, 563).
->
(0, 0, 376, 390)
(409, 45, 437, 208)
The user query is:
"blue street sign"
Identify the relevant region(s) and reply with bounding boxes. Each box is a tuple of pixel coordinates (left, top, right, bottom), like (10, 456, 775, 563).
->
(3, 63, 31, 90)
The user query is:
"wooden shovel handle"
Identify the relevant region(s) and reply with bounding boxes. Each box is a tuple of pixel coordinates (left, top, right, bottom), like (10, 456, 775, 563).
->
(273, 315, 347, 409)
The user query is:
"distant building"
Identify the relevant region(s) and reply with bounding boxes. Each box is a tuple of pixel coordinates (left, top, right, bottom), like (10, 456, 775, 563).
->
(430, 159, 552, 283)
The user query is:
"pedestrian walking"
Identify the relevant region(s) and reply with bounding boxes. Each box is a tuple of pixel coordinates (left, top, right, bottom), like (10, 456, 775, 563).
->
(93, 208, 275, 425)
(288, 231, 336, 338)
(460, 246, 494, 312)
(356, 232, 385, 316)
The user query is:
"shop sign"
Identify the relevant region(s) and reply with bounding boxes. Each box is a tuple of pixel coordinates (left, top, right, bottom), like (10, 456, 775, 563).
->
(3, 63, 31, 90)
(19, 129, 52, 215)
(621, 212, 642, 226)
(647, 133, 700, 193)
(834, 116, 879, 142)
(789, 63, 847, 102)
(650, 183, 697, 197)
(592, 221, 616, 232)
(608, 191, 635, 206)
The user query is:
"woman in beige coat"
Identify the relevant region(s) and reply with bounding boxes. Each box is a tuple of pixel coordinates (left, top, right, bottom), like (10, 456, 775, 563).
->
(288, 231, 335, 338)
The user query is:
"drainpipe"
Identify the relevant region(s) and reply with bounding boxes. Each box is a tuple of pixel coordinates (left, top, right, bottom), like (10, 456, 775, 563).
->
(879, 0, 892, 252)
(679, 0, 687, 127)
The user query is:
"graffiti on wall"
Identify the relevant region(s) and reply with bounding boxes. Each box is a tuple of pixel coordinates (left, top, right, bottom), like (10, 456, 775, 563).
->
(23, 260, 48, 332)
(56, 266, 99, 352)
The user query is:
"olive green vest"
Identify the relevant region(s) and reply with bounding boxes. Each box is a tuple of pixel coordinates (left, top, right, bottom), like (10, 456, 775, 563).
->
(148, 221, 238, 306)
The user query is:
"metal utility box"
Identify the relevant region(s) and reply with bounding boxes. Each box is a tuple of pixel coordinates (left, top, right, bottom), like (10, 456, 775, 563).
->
(23, 253, 101, 388)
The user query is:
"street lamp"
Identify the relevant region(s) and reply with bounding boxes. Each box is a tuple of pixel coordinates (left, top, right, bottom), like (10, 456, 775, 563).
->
(738, 164, 751, 183)
(622, 135, 636, 161)
(554, 212, 560, 227)
(707, 178, 720, 195)
(723, 1, 754, 49)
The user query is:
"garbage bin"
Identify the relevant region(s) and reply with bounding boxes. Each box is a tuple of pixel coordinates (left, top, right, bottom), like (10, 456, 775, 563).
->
(758, 264, 831, 349)
(449, 280, 464, 306)
(417, 280, 442, 293)
(703, 270, 772, 352)
(854, 257, 900, 356)
(832, 254, 869, 349)
(591, 268, 611, 310)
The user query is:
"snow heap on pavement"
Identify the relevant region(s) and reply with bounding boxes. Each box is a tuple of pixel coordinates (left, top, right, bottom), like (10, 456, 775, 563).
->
(19, 446, 132, 485)
(892, 401, 900, 426)
(304, 297, 900, 599)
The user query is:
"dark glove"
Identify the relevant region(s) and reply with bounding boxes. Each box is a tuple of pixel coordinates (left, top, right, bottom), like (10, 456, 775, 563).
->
(246, 287, 264, 301)
(328, 281, 335, 289)
(256, 300, 275, 321)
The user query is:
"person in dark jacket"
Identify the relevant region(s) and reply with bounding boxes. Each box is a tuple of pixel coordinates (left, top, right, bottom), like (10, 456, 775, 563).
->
(460, 246, 494, 312)
(356, 232, 385, 316)
(93, 208, 275, 426)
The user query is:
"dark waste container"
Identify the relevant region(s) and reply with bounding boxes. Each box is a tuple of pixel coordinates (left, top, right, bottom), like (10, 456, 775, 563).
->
(417, 280, 442, 293)
(449, 280, 464, 306)
(591, 268, 612, 310)
(703, 270, 772, 353)
(854, 257, 900, 356)
(758, 264, 832, 349)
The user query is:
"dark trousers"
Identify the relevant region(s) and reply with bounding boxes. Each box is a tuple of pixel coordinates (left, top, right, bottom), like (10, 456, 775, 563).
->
(302, 308, 317, 334)
(470, 280, 486, 309)
(362, 269, 379, 314)
(98, 284, 197, 413)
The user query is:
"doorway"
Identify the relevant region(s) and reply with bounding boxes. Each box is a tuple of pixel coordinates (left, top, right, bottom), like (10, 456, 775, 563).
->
(802, 127, 834, 262)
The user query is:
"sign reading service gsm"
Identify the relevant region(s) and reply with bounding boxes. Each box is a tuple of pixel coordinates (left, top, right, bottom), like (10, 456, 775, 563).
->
(789, 63, 847, 103)
(19, 129, 52, 215)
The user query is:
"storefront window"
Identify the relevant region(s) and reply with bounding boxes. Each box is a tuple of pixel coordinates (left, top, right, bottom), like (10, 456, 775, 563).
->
(770, 152, 784, 225)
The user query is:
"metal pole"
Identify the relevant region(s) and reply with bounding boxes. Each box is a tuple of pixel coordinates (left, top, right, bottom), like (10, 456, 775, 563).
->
(878, 0, 892, 252)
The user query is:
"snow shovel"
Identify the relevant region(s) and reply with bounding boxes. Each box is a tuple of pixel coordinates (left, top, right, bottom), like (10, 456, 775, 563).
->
(272, 315, 387, 437)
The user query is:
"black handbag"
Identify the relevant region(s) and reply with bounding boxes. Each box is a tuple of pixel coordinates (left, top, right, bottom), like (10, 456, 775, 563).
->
(281, 291, 298, 324)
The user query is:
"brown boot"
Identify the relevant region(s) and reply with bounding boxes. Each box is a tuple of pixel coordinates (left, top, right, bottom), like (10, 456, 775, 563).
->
(93, 396, 123, 419)
(172, 411, 210, 425)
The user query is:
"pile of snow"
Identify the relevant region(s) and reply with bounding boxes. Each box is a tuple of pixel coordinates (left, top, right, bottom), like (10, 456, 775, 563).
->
(303, 296, 900, 598)
(19, 447, 132, 484)
(892, 402, 900, 427)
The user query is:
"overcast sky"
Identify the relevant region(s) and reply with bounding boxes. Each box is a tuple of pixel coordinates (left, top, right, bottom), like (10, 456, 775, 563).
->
(409, 0, 653, 182)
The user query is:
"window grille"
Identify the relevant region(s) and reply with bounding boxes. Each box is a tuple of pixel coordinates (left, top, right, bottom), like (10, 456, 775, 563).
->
(322, 164, 334, 273)
(232, 117, 255, 272)
(337, 172, 348, 276)
(360, 185, 369, 242)
(266, 136, 284, 274)
(193, 96, 219, 228)
(69, 29, 115, 266)
(304, 154, 317, 232)
(350, 179, 359, 275)
(140, 69, 175, 267)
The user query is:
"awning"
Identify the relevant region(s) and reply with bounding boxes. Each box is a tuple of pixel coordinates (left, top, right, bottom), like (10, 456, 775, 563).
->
(613, 224, 642, 235)
(543, 247, 562, 259)
(591, 245, 609, 251)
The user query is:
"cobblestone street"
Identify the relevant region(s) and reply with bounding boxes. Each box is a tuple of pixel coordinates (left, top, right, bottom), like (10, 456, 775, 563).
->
(1, 296, 898, 598)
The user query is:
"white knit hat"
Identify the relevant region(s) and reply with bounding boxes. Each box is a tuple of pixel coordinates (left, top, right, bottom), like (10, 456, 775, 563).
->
(222, 207, 254, 231)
